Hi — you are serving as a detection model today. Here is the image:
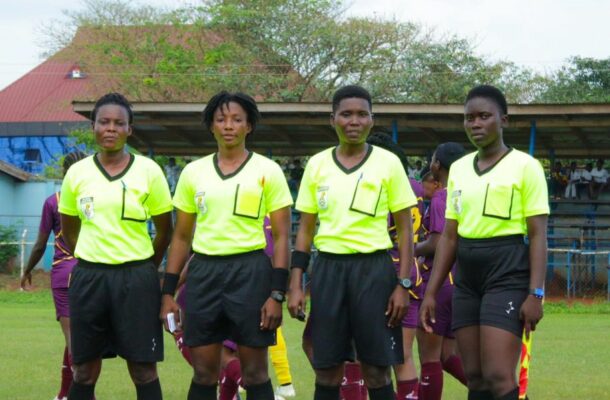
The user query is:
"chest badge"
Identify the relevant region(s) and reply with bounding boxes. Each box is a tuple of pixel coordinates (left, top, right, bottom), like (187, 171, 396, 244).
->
(317, 186, 329, 210)
(195, 191, 207, 214)
(80, 197, 95, 220)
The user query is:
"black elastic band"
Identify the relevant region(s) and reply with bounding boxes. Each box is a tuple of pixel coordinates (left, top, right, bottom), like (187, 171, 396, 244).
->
(291, 250, 310, 270)
(271, 268, 289, 292)
(161, 272, 179, 296)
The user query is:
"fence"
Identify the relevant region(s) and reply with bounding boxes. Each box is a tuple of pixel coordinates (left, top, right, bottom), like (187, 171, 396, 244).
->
(547, 248, 610, 300)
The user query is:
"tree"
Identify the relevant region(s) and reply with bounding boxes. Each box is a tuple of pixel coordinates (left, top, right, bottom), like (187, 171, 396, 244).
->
(536, 57, 610, 103)
(39, 0, 549, 104)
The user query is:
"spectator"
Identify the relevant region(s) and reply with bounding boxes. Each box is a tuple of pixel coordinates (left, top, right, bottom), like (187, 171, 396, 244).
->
(164, 157, 182, 194)
(578, 163, 593, 199)
(564, 161, 580, 199)
(408, 160, 424, 181)
(549, 161, 567, 200)
(590, 159, 609, 199)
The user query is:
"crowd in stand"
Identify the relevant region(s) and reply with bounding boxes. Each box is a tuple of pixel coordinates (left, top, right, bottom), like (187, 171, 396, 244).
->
(548, 159, 609, 200)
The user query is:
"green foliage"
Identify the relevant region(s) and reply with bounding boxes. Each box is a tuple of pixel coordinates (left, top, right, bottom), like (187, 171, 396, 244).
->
(536, 57, 610, 103)
(39, 0, 610, 104)
(0, 225, 19, 270)
(43, 128, 96, 179)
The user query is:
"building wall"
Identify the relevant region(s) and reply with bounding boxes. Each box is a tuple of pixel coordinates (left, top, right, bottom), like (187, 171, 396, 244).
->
(0, 177, 62, 271)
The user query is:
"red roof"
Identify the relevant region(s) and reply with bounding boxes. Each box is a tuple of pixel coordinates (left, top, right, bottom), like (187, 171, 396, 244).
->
(0, 61, 90, 122)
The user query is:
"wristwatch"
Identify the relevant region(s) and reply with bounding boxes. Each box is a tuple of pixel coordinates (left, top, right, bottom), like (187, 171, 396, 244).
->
(270, 290, 286, 303)
(397, 277, 413, 290)
(529, 288, 544, 299)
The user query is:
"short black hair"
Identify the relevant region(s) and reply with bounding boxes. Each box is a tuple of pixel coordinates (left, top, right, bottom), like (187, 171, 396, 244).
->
(366, 131, 408, 173)
(91, 93, 133, 124)
(332, 85, 372, 113)
(434, 142, 466, 170)
(465, 85, 508, 115)
(63, 150, 87, 171)
(202, 91, 260, 134)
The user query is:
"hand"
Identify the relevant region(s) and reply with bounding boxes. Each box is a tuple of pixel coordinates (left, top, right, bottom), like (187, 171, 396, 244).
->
(260, 297, 282, 330)
(20, 271, 32, 290)
(385, 286, 409, 328)
(520, 295, 543, 339)
(419, 294, 436, 333)
(159, 295, 182, 333)
(287, 286, 306, 319)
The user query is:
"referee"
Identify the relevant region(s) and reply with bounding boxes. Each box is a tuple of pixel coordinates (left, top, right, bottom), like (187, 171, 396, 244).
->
(159, 91, 293, 400)
(288, 85, 416, 400)
(59, 93, 173, 400)
(420, 85, 549, 400)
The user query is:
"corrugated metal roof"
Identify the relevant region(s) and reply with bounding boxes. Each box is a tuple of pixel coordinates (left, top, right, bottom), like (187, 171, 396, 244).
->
(0, 159, 31, 181)
(0, 61, 90, 123)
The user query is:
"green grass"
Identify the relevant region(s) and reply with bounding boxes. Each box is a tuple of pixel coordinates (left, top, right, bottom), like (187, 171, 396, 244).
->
(1, 289, 609, 399)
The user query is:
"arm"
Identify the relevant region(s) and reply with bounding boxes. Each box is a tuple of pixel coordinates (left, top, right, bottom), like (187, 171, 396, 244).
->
(20, 230, 51, 289)
(59, 214, 81, 254)
(414, 233, 440, 258)
(150, 212, 173, 267)
(287, 211, 317, 318)
(159, 210, 196, 330)
(386, 207, 414, 327)
(420, 219, 458, 332)
(260, 206, 292, 330)
(520, 214, 548, 338)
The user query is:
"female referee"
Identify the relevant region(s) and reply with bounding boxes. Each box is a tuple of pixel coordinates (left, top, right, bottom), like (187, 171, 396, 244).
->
(420, 85, 549, 400)
(21, 151, 87, 400)
(288, 85, 416, 400)
(59, 93, 173, 400)
(159, 91, 293, 400)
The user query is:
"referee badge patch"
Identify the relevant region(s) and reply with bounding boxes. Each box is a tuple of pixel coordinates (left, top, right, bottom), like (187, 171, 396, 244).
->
(317, 185, 329, 210)
(79, 197, 95, 220)
(195, 191, 207, 214)
(451, 190, 462, 214)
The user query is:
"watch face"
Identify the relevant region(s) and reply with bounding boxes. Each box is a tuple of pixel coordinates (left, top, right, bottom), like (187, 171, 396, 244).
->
(271, 291, 285, 302)
(399, 278, 412, 289)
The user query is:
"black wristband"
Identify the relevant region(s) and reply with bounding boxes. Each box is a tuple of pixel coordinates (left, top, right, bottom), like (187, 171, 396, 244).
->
(291, 250, 310, 271)
(161, 272, 179, 296)
(271, 268, 289, 292)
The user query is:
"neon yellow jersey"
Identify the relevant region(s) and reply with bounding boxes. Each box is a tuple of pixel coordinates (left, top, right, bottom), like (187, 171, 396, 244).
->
(296, 145, 416, 254)
(446, 148, 549, 239)
(59, 154, 173, 264)
(173, 152, 293, 255)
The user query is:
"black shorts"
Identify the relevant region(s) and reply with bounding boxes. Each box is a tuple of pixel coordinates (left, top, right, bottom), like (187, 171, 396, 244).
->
(310, 250, 403, 369)
(184, 250, 275, 348)
(69, 259, 163, 364)
(452, 235, 530, 337)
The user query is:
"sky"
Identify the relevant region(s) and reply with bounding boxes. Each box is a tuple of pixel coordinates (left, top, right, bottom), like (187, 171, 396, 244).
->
(1, 0, 609, 90)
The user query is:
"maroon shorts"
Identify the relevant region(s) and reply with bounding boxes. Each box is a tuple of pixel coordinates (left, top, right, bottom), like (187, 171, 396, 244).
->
(402, 297, 420, 329)
(52, 287, 70, 320)
(418, 283, 454, 338)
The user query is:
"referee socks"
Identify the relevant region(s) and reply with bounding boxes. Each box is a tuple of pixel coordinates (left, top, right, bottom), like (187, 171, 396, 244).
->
(368, 383, 394, 400)
(245, 380, 274, 400)
(468, 390, 494, 400)
(68, 382, 95, 400)
(496, 387, 519, 400)
(135, 378, 162, 400)
(187, 381, 217, 400)
(314, 383, 341, 400)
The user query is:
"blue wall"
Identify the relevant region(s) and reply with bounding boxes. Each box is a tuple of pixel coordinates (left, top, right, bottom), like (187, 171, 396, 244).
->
(0, 177, 61, 271)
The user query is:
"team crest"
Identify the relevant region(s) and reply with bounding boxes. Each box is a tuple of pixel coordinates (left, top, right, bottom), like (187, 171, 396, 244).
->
(79, 197, 94, 220)
(195, 191, 207, 214)
(317, 186, 329, 210)
(451, 190, 462, 214)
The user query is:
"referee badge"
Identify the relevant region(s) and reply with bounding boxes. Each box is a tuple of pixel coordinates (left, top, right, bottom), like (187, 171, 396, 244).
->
(195, 191, 207, 214)
(317, 185, 329, 210)
(79, 197, 94, 220)
(451, 190, 462, 214)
